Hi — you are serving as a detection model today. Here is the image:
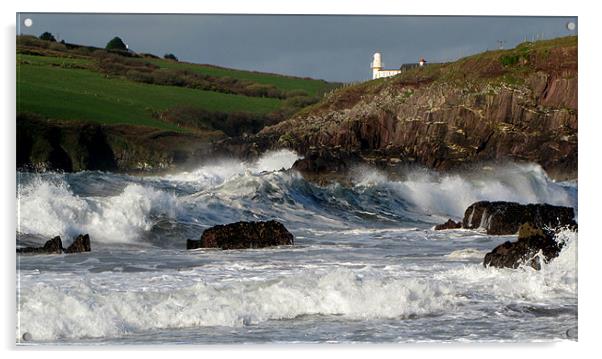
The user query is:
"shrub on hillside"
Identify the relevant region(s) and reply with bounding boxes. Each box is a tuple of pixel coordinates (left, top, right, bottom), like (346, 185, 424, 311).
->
(96, 53, 159, 75)
(125, 69, 155, 83)
(39, 32, 56, 42)
(105, 37, 128, 51)
(164, 53, 178, 61)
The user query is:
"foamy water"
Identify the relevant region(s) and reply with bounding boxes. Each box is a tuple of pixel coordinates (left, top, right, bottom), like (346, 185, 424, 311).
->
(16, 151, 578, 343)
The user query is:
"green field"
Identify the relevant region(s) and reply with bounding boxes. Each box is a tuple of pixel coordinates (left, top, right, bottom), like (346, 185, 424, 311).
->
(147, 58, 332, 96)
(17, 57, 283, 131)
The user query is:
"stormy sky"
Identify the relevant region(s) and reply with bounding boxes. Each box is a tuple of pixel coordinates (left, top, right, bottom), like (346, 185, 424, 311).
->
(17, 14, 577, 82)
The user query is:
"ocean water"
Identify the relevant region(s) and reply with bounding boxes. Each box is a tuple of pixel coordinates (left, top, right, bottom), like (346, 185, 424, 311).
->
(16, 150, 578, 344)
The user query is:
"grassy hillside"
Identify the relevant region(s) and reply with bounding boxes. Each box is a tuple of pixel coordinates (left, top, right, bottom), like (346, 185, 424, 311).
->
(16, 35, 339, 172)
(16, 35, 338, 133)
(17, 55, 281, 131)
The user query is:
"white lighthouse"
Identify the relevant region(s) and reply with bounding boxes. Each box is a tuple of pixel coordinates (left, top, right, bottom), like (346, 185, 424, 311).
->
(371, 52, 383, 79)
(370, 52, 402, 80)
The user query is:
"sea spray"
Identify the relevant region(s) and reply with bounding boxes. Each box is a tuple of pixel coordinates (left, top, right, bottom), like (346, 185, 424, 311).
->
(161, 149, 300, 187)
(17, 177, 178, 244)
(353, 163, 577, 218)
(441, 228, 577, 302)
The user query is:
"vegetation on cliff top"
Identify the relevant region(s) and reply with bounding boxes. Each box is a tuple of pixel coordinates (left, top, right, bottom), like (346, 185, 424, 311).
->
(294, 36, 577, 119)
(17, 35, 338, 134)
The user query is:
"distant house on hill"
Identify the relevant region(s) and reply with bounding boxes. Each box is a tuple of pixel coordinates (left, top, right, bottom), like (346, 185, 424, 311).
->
(370, 52, 429, 79)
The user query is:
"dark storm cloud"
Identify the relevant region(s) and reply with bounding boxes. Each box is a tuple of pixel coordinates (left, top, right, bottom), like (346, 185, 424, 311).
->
(17, 14, 577, 82)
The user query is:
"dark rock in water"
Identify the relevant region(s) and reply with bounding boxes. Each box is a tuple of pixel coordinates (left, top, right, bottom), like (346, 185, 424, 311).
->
(17, 236, 63, 254)
(188, 220, 294, 250)
(291, 148, 360, 185)
(434, 218, 462, 230)
(65, 234, 91, 253)
(483, 222, 564, 270)
(462, 201, 576, 235)
(186, 238, 203, 250)
(17, 234, 92, 254)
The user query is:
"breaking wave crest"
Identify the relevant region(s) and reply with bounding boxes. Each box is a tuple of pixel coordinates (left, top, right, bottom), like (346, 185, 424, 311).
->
(17, 178, 178, 244)
(17, 267, 457, 341)
(16, 151, 576, 245)
(352, 163, 576, 218)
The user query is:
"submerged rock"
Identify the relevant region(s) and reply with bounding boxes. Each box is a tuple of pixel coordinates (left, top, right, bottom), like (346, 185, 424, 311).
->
(17, 234, 92, 255)
(17, 236, 63, 254)
(483, 222, 564, 270)
(65, 234, 91, 253)
(434, 218, 462, 230)
(462, 201, 576, 235)
(187, 220, 294, 250)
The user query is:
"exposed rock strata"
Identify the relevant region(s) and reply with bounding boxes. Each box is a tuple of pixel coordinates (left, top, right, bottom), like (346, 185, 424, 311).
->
(223, 37, 577, 181)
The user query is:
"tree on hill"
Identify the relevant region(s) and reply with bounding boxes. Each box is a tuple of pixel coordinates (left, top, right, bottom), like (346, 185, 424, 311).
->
(105, 36, 127, 51)
(39, 32, 56, 42)
(164, 53, 178, 61)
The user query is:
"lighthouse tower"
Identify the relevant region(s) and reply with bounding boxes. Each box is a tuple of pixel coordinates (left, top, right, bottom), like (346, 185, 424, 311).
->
(371, 52, 383, 79)
(370, 52, 401, 79)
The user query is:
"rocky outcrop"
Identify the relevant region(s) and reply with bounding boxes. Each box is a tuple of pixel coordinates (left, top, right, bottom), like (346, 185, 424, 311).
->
(462, 201, 576, 235)
(17, 113, 222, 173)
(17, 234, 92, 255)
(434, 219, 462, 230)
(483, 222, 564, 269)
(65, 234, 91, 253)
(187, 220, 294, 250)
(229, 37, 577, 182)
(17, 236, 63, 254)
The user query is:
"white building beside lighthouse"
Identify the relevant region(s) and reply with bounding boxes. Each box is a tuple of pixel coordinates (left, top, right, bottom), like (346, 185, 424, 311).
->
(371, 52, 402, 79)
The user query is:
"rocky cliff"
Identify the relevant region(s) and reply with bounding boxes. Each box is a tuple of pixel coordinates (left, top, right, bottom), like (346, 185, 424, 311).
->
(229, 36, 577, 180)
(17, 113, 223, 173)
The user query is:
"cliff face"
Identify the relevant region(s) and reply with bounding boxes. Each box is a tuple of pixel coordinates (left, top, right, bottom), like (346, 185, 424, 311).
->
(250, 37, 577, 180)
(17, 114, 222, 173)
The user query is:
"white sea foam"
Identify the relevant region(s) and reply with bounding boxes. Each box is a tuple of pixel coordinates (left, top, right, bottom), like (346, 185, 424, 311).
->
(441, 229, 577, 302)
(354, 163, 577, 218)
(162, 149, 300, 186)
(17, 178, 178, 244)
(17, 267, 458, 341)
(15, 157, 577, 343)
(445, 248, 487, 259)
(17, 229, 577, 341)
